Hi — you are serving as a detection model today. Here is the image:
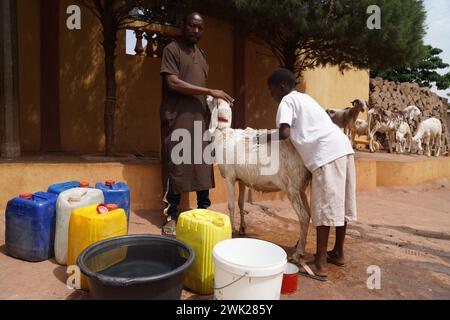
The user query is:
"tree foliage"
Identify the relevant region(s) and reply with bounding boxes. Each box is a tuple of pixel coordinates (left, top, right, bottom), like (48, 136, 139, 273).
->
(371, 45, 450, 90)
(228, 0, 427, 78)
(81, 0, 429, 154)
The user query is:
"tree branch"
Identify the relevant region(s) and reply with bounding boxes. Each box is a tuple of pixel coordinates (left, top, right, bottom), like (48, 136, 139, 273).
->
(80, 0, 102, 20)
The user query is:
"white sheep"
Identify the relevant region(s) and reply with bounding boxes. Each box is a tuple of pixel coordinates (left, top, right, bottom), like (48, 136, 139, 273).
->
(402, 105, 422, 123)
(411, 117, 442, 157)
(395, 121, 412, 153)
(206, 96, 312, 262)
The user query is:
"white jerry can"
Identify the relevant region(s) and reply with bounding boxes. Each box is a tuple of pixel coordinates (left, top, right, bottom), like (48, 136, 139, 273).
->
(54, 187, 104, 265)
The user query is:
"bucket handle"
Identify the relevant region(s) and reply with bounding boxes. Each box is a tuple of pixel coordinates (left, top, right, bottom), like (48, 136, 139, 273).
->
(214, 272, 249, 290)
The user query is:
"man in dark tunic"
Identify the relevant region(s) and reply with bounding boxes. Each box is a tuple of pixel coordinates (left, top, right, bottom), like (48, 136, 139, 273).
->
(160, 12, 234, 235)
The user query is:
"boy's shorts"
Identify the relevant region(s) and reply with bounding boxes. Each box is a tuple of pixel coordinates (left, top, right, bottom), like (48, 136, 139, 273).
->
(311, 154, 357, 227)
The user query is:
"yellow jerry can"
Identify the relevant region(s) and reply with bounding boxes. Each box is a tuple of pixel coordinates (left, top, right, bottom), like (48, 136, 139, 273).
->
(176, 209, 232, 295)
(67, 204, 127, 290)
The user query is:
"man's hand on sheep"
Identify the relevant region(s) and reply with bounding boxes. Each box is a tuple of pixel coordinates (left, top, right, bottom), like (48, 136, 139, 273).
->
(208, 89, 234, 105)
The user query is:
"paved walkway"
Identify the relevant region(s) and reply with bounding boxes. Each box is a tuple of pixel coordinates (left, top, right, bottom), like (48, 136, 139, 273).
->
(1, 180, 449, 299)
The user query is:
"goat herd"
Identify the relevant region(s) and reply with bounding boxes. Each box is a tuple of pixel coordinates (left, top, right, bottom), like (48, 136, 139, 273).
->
(206, 97, 445, 262)
(326, 100, 444, 157)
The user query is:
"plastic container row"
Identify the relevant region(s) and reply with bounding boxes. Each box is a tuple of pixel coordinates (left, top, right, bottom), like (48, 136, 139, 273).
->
(5, 181, 130, 264)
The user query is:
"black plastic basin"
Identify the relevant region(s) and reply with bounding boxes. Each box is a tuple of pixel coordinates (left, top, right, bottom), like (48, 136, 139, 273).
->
(77, 234, 195, 300)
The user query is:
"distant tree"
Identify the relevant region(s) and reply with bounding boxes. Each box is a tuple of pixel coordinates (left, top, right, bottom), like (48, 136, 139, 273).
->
(231, 0, 427, 78)
(371, 45, 450, 90)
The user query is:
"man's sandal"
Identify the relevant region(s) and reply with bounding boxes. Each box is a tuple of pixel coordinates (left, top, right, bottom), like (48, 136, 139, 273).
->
(298, 262, 328, 282)
(161, 219, 177, 237)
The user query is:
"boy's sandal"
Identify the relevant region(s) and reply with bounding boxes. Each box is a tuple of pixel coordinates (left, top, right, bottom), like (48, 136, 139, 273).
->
(298, 262, 328, 282)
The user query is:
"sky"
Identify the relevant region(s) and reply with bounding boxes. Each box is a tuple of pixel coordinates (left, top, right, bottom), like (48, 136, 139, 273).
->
(423, 0, 450, 99)
(126, 1, 450, 99)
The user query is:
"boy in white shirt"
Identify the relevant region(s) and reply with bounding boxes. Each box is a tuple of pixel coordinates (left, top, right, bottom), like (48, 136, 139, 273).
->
(266, 68, 357, 281)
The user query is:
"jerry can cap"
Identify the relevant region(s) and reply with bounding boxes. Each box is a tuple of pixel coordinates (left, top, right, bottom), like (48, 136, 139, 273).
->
(79, 181, 90, 187)
(106, 204, 118, 211)
(105, 180, 116, 186)
(19, 193, 33, 199)
(96, 204, 109, 214)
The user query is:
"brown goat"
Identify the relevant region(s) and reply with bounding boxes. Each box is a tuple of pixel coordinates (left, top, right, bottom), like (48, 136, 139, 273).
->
(325, 99, 368, 137)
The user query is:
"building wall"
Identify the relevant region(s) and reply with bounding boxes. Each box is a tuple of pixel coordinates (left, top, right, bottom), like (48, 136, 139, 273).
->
(57, 0, 234, 154)
(17, 0, 41, 151)
(58, 0, 105, 153)
(244, 40, 370, 129)
(17, 0, 369, 154)
(3, 157, 450, 210)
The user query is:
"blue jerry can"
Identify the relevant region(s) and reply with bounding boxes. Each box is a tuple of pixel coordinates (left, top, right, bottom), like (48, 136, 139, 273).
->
(95, 180, 130, 223)
(5, 192, 58, 262)
(47, 181, 80, 195)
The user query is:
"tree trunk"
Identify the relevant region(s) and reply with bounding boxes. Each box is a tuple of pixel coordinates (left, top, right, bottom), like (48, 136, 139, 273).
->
(102, 11, 118, 157)
(282, 43, 300, 79)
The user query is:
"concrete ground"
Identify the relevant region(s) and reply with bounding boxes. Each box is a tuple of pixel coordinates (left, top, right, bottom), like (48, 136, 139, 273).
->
(0, 179, 449, 300)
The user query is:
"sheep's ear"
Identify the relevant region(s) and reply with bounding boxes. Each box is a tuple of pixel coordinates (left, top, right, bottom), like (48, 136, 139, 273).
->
(208, 103, 219, 135)
(206, 95, 214, 106)
(351, 99, 357, 105)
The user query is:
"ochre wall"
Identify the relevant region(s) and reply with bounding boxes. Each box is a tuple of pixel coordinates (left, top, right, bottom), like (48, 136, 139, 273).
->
(301, 66, 370, 111)
(17, 0, 369, 154)
(244, 41, 279, 129)
(2, 158, 450, 210)
(58, 0, 234, 154)
(17, 0, 41, 151)
(244, 40, 370, 129)
(58, 0, 105, 153)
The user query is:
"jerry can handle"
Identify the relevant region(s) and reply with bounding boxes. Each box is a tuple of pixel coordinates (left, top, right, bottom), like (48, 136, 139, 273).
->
(191, 210, 224, 227)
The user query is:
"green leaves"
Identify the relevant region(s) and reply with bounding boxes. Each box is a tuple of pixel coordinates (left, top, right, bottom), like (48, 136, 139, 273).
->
(372, 45, 450, 90)
(225, 0, 427, 78)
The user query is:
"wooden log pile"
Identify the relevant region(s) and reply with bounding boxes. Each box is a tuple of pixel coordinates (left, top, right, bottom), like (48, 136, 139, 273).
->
(369, 77, 449, 154)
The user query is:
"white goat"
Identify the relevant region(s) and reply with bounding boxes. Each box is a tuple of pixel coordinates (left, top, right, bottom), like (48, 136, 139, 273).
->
(206, 96, 312, 261)
(395, 121, 412, 153)
(368, 105, 421, 153)
(350, 119, 368, 147)
(411, 117, 442, 157)
(367, 108, 399, 153)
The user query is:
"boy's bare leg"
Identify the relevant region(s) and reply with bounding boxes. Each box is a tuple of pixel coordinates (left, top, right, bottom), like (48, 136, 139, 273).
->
(299, 226, 329, 276)
(328, 222, 347, 265)
(314, 226, 330, 274)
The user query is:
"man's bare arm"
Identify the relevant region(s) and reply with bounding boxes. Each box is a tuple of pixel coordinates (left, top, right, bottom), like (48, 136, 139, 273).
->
(164, 74, 234, 104)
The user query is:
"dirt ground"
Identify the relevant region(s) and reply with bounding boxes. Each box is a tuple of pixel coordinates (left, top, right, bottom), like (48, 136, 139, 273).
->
(0, 179, 449, 300)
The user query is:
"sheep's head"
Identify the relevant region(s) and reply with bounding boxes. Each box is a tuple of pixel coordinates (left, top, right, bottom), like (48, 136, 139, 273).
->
(403, 105, 421, 122)
(206, 96, 232, 133)
(351, 99, 367, 113)
(411, 136, 422, 153)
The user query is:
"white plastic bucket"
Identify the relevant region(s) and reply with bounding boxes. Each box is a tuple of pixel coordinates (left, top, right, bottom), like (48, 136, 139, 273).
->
(54, 188, 104, 265)
(213, 238, 287, 300)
